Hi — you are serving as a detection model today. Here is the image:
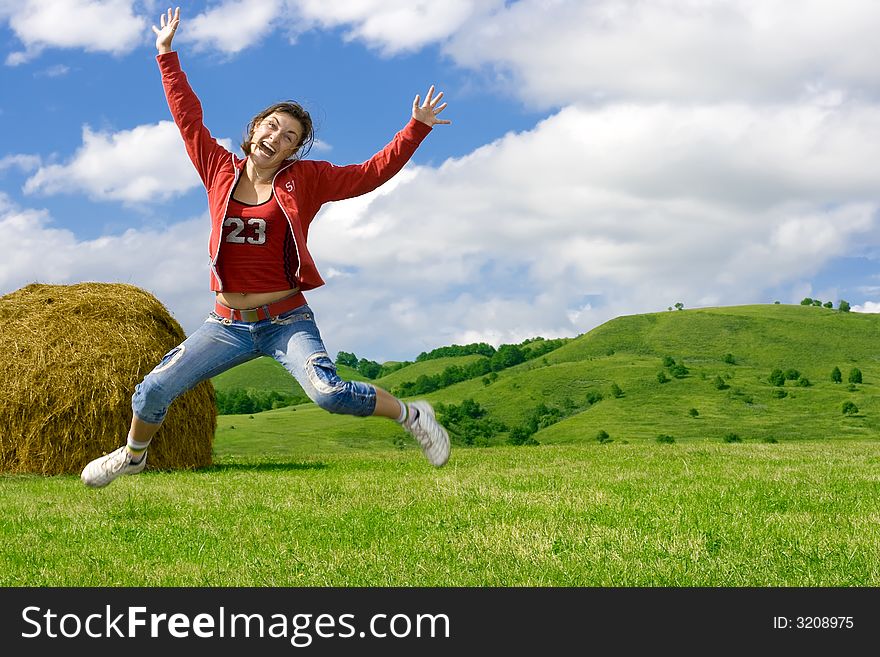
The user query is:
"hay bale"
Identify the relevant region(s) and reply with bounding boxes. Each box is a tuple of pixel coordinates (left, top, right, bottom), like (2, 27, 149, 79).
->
(0, 282, 215, 475)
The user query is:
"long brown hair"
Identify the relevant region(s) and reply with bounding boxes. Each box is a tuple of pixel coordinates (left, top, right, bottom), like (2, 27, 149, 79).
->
(241, 101, 314, 160)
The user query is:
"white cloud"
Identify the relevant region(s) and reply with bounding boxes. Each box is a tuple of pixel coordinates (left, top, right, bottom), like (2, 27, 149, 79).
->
(0, 195, 213, 330)
(303, 99, 880, 359)
(446, 0, 880, 107)
(23, 121, 232, 203)
(852, 301, 880, 313)
(183, 0, 282, 55)
(4, 0, 146, 65)
(284, 0, 495, 54)
(0, 154, 41, 173)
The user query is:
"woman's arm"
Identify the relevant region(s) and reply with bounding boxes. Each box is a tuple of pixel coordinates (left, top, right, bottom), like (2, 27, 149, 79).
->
(313, 86, 451, 203)
(153, 7, 233, 188)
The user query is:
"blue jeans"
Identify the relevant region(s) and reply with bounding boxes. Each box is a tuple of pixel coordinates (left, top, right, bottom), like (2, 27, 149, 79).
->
(132, 304, 377, 424)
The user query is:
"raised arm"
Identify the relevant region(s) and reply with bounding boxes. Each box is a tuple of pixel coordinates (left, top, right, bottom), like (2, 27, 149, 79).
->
(313, 86, 451, 203)
(153, 7, 232, 189)
(153, 6, 179, 55)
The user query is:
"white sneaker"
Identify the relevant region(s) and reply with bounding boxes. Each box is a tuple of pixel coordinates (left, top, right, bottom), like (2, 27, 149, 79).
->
(81, 446, 147, 488)
(403, 401, 450, 467)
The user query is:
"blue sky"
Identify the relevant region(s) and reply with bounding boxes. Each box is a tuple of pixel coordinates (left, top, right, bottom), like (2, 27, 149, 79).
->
(3, 1, 880, 362)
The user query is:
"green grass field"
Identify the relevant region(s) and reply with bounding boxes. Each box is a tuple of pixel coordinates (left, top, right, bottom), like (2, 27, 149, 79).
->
(3, 441, 879, 586)
(2, 303, 880, 586)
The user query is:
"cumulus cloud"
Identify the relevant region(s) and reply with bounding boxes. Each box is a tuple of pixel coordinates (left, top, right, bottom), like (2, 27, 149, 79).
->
(0, 194, 213, 329)
(853, 301, 880, 313)
(182, 0, 282, 55)
(3, 0, 146, 65)
(23, 122, 232, 203)
(446, 0, 880, 107)
(283, 0, 495, 54)
(305, 99, 880, 359)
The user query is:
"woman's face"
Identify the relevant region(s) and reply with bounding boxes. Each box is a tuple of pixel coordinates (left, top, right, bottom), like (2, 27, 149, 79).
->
(249, 111, 305, 170)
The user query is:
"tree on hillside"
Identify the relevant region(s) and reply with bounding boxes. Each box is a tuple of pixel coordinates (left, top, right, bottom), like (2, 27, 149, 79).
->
(823, 301, 833, 309)
(336, 351, 359, 368)
(811, 299, 823, 307)
(722, 353, 735, 365)
(849, 368, 863, 384)
(784, 368, 800, 381)
(839, 300, 851, 312)
(674, 302, 684, 311)
(831, 366, 842, 383)
(713, 375, 729, 390)
(357, 358, 382, 379)
(800, 298, 813, 306)
(842, 400, 859, 416)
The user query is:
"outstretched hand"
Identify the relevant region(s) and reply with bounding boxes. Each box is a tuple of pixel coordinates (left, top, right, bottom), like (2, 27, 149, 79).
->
(412, 86, 451, 127)
(152, 7, 180, 55)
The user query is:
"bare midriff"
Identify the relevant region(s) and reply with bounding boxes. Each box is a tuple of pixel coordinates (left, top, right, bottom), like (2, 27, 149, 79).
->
(216, 288, 299, 310)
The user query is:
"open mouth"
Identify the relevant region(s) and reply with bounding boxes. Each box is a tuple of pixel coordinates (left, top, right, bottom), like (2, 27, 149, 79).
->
(258, 141, 276, 157)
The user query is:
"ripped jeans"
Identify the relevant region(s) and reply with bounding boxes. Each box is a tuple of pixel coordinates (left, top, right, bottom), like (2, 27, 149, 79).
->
(132, 304, 377, 424)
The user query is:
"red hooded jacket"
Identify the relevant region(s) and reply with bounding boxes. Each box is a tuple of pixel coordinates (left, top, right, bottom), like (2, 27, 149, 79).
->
(157, 52, 432, 292)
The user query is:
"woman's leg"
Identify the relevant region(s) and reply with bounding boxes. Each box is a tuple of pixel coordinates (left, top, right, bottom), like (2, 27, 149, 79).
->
(263, 306, 450, 466)
(81, 316, 257, 487)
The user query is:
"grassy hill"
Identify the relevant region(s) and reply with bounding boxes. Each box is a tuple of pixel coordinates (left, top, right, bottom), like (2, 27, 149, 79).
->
(211, 304, 880, 457)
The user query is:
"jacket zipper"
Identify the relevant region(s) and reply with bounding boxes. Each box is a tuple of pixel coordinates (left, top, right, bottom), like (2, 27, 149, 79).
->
(210, 153, 241, 292)
(272, 160, 303, 281)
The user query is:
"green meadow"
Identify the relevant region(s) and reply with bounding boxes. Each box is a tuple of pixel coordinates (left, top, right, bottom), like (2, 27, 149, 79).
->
(2, 303, 880, 586)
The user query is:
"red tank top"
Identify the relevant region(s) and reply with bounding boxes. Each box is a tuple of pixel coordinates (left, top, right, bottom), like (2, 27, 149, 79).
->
(215, 194, 298, 292)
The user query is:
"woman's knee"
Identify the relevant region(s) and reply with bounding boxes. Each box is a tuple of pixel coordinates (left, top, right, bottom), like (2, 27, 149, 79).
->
(304, 352, 375, 416)
(131, 375, 172, 424)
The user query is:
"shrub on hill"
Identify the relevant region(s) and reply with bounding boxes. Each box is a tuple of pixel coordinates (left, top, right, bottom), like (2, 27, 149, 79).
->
(215, 388, 304, 415)
(839, 300, 851, 312)
(610, 383, 624, 398)
(723, 432, 742, 443)
(713, 375, 729, 391)
(768, 369, 786, 386)
(335, 351, 409, 379)
(849, 368, 863, 384)
(435, 398, 507, 446)
(784, 369, 800, 381)
(596, 429, 612, 444)
(585, 390, 604, 405)
(416, 342, 496, 361)
(688, 408, 699, 418)
(656, 434, 675, 444)
(657, 371, 670, 384)
(831, 366, 842, 383)
(662, 355, 676, 367)
(669, 363, 689, 378)
(507, 426, 539, 446)
(842, 401, 859, 416)
(394, 338, 568, 397)
(722, 353, 736, 364)
(797, 376, 811, 387)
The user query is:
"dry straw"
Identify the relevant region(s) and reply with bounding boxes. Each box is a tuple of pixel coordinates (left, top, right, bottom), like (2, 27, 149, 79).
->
(0, 282, 215, 475)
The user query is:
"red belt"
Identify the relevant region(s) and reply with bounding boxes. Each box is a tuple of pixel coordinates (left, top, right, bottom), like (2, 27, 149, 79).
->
(214, 291, 306, 322)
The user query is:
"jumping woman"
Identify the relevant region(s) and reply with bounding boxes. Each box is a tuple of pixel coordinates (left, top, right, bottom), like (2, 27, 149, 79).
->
(82, 7, 451, 487)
